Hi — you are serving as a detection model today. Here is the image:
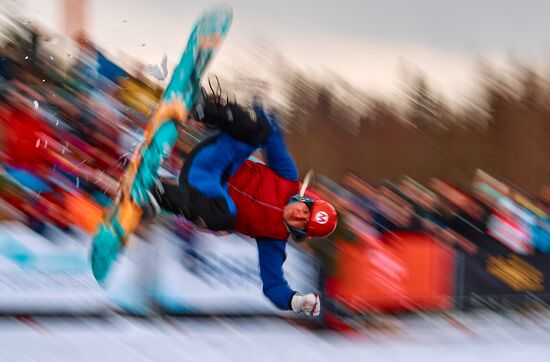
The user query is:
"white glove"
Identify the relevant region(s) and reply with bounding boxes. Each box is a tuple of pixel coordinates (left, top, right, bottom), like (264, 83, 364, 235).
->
(291, 293, 320, 317)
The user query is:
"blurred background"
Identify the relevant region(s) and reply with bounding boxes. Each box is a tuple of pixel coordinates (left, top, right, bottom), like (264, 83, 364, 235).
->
(1, 0, 550, 361)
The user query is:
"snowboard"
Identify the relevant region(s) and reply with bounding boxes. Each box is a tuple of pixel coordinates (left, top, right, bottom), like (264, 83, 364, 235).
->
(90, 6, 233, 284)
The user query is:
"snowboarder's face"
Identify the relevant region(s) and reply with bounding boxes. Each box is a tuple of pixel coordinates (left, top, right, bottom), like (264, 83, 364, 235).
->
(283, 201, 311, 231)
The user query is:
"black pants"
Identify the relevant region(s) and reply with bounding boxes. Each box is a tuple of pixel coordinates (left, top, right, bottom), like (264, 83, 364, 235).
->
(158, 105, 269, 231)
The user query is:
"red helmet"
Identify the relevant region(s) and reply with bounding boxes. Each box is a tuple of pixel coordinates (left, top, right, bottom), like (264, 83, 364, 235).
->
(306, 199, 338, 238)
(287, 170, 338, 240)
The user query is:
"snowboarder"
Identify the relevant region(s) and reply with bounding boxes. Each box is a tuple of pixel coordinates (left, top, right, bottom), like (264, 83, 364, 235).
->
(143, 88, 338, 316)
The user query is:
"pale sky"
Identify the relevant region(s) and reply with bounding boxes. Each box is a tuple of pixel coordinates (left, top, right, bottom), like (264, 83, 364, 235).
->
(8, 0, 550, 104)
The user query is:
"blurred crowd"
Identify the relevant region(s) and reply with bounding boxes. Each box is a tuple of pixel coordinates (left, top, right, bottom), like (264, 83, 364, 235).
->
(2, 22, 550, 263)
(316, 169, 550, 257)
(0, 23, 198, 235)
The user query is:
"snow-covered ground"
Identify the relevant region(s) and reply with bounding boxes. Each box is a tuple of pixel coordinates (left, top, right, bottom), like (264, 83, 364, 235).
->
(1, 222, 550, 361)
(1, 311, 550, 361)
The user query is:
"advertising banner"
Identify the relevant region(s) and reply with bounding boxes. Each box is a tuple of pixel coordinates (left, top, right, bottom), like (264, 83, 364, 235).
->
(0, 221, 318, 316)
(106, 225, 320, 315)
(328, 231, 455, 313)
(0, 222, 113, 314)
(455, 249, 550, 308)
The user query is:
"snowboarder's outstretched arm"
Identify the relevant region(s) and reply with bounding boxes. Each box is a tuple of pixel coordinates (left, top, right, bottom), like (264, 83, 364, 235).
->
(255, 106, 298, 181)
(256, 238, 295, 310)
(256, 238, 320, 316)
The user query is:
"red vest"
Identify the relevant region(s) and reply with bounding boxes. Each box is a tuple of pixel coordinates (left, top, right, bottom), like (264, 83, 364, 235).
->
(228, 160, 299, 240)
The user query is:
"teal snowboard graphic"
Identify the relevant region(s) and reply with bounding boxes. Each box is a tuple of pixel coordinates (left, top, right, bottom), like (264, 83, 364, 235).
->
(90, 6, 233, 285)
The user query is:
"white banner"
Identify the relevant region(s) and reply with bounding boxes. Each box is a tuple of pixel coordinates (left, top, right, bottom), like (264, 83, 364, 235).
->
(0, 222, 114, 314)
(0, 221, 318, 316)
(106, 225, 319, 315)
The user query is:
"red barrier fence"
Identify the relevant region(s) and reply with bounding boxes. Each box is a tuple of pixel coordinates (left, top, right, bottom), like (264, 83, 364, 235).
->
(326, 232, 456, 314)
